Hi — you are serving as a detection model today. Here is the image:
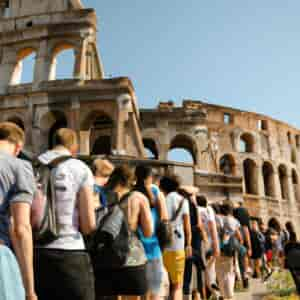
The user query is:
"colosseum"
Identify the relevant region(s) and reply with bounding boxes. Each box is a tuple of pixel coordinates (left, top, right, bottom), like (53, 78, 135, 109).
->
(0, 0, 299, 226)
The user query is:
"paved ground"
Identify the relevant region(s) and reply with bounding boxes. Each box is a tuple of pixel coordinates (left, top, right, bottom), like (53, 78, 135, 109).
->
(235, 279, 269, 300)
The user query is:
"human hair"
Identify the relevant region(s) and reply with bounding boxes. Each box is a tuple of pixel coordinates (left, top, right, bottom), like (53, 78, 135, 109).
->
(268, 217, 281, 233)
(285, 221, 295, 234)
(105, 165, 135, 191)
(52, 128, 77, 149)
(220, 203, 234, 216)
(0, 122, 25, 145)
(196, 195, 208, 208)
(159, 174, 181, 195)
(134, 165, 153, 205)
(289, 231, 297, 243)
(92, 159, 114, 177)
(211, 203, 221, 215)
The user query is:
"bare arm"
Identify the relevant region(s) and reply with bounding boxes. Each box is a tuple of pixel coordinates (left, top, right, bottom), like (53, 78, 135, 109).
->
(10, 202, 36, 300)
(139, 196, 153, 238)
(243, 225, 252, 255)
(208, 220, 220, 257)
(156, 191, 169, 221)
(183, 213, 192, 257)
(78, 185, 96, 235)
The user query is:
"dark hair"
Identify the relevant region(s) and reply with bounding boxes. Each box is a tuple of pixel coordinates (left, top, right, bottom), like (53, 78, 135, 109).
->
(289, 231, 297, 243)
(286, 221, 295, 234)
(160, 175, 181, 195)
(211, 203, 221, 215)
(196, 195, 207, 207)
(134, 165, 153, 205)
(106, 165, 135, 191)
(220, 203, 233, 216)
(268, 217, 281, 233)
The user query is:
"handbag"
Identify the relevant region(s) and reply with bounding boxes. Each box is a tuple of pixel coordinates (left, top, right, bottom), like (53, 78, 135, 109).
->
(157, 197, 185, 250)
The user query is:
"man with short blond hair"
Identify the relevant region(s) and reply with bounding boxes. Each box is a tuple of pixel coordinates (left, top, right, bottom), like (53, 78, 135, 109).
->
(0, 122, 37, 300)
(35, 127, 96, 300)
(92, 159, 114, 186)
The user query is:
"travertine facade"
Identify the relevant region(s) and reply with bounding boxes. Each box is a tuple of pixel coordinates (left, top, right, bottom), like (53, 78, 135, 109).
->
(1, 0, 300, 226)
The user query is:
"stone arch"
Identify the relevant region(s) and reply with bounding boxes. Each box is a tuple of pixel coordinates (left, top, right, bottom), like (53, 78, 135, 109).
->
(292, 169, 300, 202)
(219, 154, 236, 175)
(39, 110, 68, 149)
(278, 164, 289, 200)
(11, 47, 37, 85)
(49, 43, 76, 80)
(262, 161, 276, 197)
(81, 111, 114, 155)
(291, 148, 297, 164)
(168, 134, 198, 163)
(243, 158, 258, 195)
(240, 132, 256, 153)
(143, 138, 159, 159)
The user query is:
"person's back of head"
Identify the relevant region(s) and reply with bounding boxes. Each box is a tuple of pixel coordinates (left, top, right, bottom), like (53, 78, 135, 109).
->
(92, 159, 114, 177)
(159, 174, 181, 195)
(220, 202, 234, 216)
(0, 122, 25, 156)
(106, 165, 135, 192)
(268, 217, 281, 233)
(52, 128, 78, 154)
(196, 195, 207, 208)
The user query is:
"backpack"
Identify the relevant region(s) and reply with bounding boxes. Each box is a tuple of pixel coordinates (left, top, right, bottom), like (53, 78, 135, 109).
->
(31, 156, 72, 246)
(219, 217, 237, 257)
(88, 192, 146, 270)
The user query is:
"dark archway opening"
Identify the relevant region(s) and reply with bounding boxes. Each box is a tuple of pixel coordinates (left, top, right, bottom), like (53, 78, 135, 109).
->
(243, 159, 258, 195)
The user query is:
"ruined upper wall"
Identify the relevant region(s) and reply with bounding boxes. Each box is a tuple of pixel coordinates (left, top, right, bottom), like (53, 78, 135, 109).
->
(2, 0, 83, 18)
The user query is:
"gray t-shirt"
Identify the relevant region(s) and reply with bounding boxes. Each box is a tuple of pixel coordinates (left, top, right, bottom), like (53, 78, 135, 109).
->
(38, 149, 94, 250)
(164, 192, 189, 252)
(0, 151, 35, 246)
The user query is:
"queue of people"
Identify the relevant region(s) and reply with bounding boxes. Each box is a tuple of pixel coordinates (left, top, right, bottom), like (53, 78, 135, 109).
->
(0, 122, 300, 300)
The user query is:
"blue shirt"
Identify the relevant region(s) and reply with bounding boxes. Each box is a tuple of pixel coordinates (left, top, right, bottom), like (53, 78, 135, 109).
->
(138, 185, 162, 260)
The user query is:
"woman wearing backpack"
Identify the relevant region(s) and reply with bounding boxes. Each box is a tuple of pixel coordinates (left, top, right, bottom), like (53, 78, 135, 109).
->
(134, 165, 168, 300)
(159, 175, 192, 300)
(216, 203, 243, 300)
(94, 165, 153, 300)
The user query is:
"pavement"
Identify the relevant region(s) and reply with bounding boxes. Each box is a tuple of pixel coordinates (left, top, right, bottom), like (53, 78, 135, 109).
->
(234, 279, 269, 300)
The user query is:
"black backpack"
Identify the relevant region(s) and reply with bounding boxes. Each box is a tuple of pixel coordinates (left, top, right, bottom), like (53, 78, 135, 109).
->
(219, 217, 237, 257)
(32, 156, 72, 246)
(88, 192, 132, 270)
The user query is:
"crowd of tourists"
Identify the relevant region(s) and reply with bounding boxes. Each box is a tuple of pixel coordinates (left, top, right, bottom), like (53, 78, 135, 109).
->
(0, 121, 300, 300)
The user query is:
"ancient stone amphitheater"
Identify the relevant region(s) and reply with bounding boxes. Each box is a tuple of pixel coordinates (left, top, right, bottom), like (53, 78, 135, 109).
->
(0, 0, 299, 226)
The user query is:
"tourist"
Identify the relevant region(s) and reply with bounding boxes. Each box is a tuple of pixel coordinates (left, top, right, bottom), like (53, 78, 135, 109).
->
(34, 128, 96, 300)
(183, 189, 207, 300)
(92, 158, 114, 208)
(134, 165, 168, 300)
(249, 218, 265, 279)
(196, 195, 220, 296)
(94, 165, 153, 300)
(233, 202, 252, 289)
(216, 202, 242, 300)
(160, 175, 192, 300)
(0, 122, 37, 300)
(285, 221, 297, 242)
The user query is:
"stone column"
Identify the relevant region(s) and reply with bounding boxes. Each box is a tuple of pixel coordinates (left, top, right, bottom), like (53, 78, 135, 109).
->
(0, 48, 17, 93)
(79, 130, 91, 155)
(287, 172, 296, 204)
(256, 163, 265, 197)
(34, 40, 52, 86)
(74, 39, 88, 80)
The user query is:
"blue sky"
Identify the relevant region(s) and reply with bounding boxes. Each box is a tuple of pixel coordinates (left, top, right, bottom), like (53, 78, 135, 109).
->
(22, 1, 300, 161)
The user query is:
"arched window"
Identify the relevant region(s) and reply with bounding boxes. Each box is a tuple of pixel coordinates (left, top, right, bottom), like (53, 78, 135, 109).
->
(50, 44, 75, 80)
(240, 133, 255, 153)
(291, 148, 297, 164)
(39, 110, 68, 149)
(219, 154, 235, 175)
(292, 169, 300, 202)
(278, 164, 289, 200)
(167, 134, 197, 164)
(11, 48, 36, 85)
(143, 138, 159, 159)
(243, 159, 258, 195)
(262, 162, 275, 197)
(90, 114, 114, 155)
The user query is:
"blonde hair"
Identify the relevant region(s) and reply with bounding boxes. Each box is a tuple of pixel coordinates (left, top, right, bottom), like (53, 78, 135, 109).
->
(53, 128, 77, 149)
(0, 122, 25, 145)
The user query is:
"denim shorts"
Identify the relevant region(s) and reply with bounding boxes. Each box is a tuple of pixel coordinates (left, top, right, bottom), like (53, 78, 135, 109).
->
(146, 258, 164, 295)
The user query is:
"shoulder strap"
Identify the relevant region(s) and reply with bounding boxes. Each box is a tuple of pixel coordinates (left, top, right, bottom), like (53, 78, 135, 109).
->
(47, 155, 73, 169)
(171, 198, 185, 222)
